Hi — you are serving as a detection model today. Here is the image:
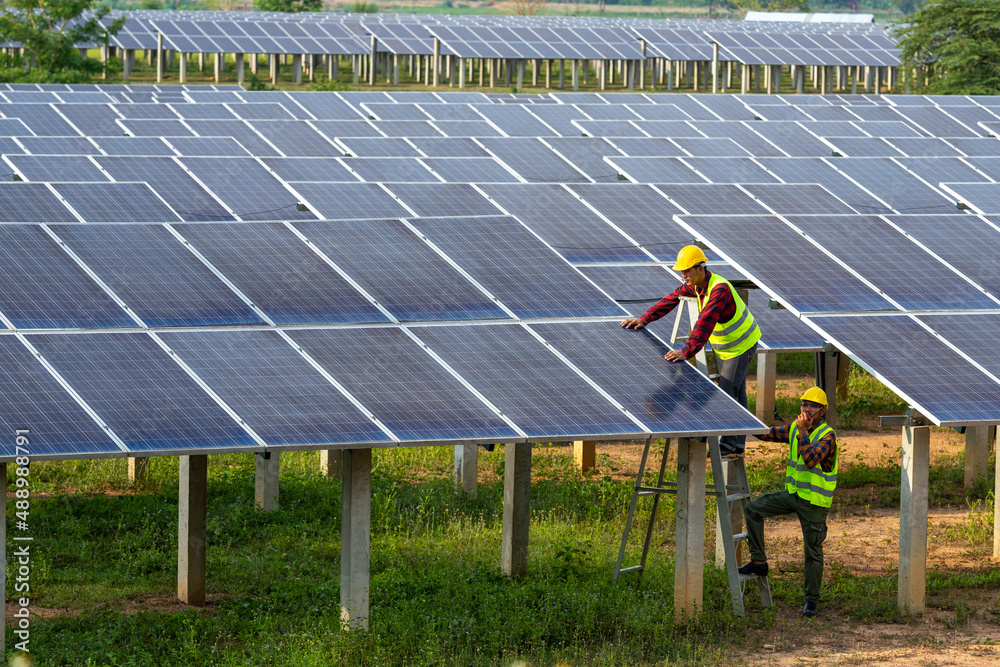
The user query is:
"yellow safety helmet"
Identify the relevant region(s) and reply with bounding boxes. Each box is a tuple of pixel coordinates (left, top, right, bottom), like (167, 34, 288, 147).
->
(800, 387, 828, 407)
(672, 245, 709, 271)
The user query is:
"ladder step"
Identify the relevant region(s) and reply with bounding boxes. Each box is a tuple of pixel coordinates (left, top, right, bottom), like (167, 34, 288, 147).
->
(637, 485, 675, 495)
(732, 532, 749, 543)
(618, 565, 643, 575)
(738, 572, 766, 583)
(726, 492, 751, 503)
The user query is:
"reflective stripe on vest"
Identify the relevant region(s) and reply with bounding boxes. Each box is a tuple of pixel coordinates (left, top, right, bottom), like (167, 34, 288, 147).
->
(784, 422, 837, 508)
(696, 273, 761, 360)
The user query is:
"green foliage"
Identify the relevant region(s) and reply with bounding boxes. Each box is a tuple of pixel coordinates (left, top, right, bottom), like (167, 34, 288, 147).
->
(253, 0, 322, 11)
(729, 0, 810, 12)
(895, 0, 1000, 94)
(0, 0, 125, 82)
(348, 0, 379, 11)
(307, 73, 351, 91)
(243, 71, 273, 91)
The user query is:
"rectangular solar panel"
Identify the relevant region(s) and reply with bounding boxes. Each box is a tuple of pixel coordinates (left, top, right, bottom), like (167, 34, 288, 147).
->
(629, 104, 701, 121)
(96, 136, 175, 156)
(337, 137, 422, 157)
(894, 106, 980, 138)
(95, 156, 235, 222)
(409, 215, 627, 319)
(674, 214, 897, 314)
(311, 120, 383, 138)
(741, 183, 858, 214)
(18, 136, 97, 155)
(362, 103, 431, 121)
(671, 137, 753, 157)
(371, 120, 444, 137)
(342, 157, 441, 183)
(29, 332, 259, 452)
(184, 120, 281, 157)
(50, 182, 179, 222)
(178, 157, 316, 221)
(120, 119, 196, 137)
(159, 330, 390, 446)
(784, 215, 997, 311)
(945, 137, 1000, 157)
(1, 105, 76, 136)
(938, 182, 1000, 214)
(806, 315, 1000, 425)
(653, 183, 770, 215)
(918, 314, 1000, 380)
(430, 120, 505, 137)
(883, 137, 964, 157)
(261, 157, 354, 182)
(897, 156, 991, 185)
(6, 155, 109, 182)
(748, 122, 834, 157)
(0, 335, 122, 459)
(833, 157, 960, 215)
(825, 137, 904, 157)
(683, 157, 781, 183)
(52, 223, 265, 328)
(756, 157, 894, 215)
(230, 103, 298, 121)
(289, 182, 411, 219)
(478, 183, 649, 262)
(286, 327, 518, 443)
(692, 122, 788, 157)
(293, 217, 509, 322)
(248, 120, 341, 157)
(608, 137, 689, 157)
(421, 157, 522, 183)
(0, 183, 79, 222)
(176, 221, 389, 325)
(383, 183, 500, 217)
(530, 321, 764, 436)
(414, 323, 642, 439)
(57, 105, 124, 137)
(604, 157, 706, 184)
(474, 105, 559, 137)
(525, 105, 592, 137)
(542, 137, 623, 182)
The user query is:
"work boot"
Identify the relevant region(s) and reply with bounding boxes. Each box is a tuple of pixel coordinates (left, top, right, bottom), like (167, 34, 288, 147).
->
(802, 600, 818, 617)
(738, 561, 768, 577)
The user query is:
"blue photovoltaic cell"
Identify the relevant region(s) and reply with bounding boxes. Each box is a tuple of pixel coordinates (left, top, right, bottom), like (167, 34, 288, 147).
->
(407, 137, 491, 157)
(176, 222, 389, 325)
(946, 138, 1000, 157)
(95, 156, 235, 222)
(419, 104, 483, 121)
(749, 123, 835, 157)
(277, 93, 363, 120)
(383, 183, 500, 217)
(426, 120, 505, 137)
(178, 157, 316, 221)
(893, 107, 979, 138)
(825, 137, 903, 157)
(474, 105, 559, 137)
(51, 182, 181, 222)
(362, 103, 430, 121)
(526, 105, 593, 136)
(479, 183, 648, 262)
(693, 122, 788, 157)
(575, 264, 676, 316)
(675, 215, 897, 314)
(171, 103, 238, 121)
(607, 137, 688, 157)
(480, 137, 589, 183)
(337, 137, 423, 157)
(53, 223, 265, 327)
(743, 288, 825, 350)
(741, 183, 858, 214)
(229, 103, 298, 121)
(530, 322, 764, 436)
(604, 157, 706, 183)
(0, 335, 120, 459)
(287, 327, 518, 443)
(422, 157, 521, 183)
(7, 155, 109, 182)
(409, 215, 627, 319)
(96, 136, 176, 156)
(18, 136, 96, 155)
(918, 314, 1000, 379)
(261, 157, 353, 181)
(120, 119, 195, 137)
(2, 104, 76, 136)
(293, 218, 509, 322)
(574, 120, 645, 138)
(682, 157, 780, 184)
(414, 324, 642, 439)
(0, 225, 136, 329)
(29, 332, 258, 452)
(371, 120, 443, 137)
(342, 157, 440, 183)
(290, 182, 412, 219)
(833, 158, 963, 214)
(888, 214, 1000, 298)
(166, 136, 253, 157)
(310, 120, 383, 138)
(671, 137, 752, 157)
(654, 184, 770, 215)
(0, 137, 25, 155)
(755, 158, 894, 214)
(159, 330, 390, 446)
(0, 183, 78, 222)
(807, 315, 1000, 424)
(896, 157, 991, 185)
(629, 104, 700, 121)
(58, 105, 124, 137)
(885, 137, 964, 157)
(249, 120, 341, 157)
(634, 120, 708, 138)
(184, 120, 281, 157)
(543, 137, 623, 182)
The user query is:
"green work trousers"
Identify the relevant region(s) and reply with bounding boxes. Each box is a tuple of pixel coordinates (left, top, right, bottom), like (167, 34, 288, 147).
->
(744, 489, 828, 603)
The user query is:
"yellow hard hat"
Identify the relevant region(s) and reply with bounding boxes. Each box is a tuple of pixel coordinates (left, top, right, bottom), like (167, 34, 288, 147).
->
(672, 245, 709, 271)
(800, 387, 828, 407)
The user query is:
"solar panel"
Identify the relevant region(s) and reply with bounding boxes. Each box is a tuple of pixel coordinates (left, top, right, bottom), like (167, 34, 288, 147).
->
(894, 106, 979, 138)
(748, 122, 833, 157)
(575, 104, 640, 121)
(605, 157, 705, 183)
(530, 321, 764, 436)
(692, 122, 788, 157)
(896, 156, 991, 185)
(184, 120, 280, 156)
(652, 183, 767, 215)
(294, 217, 508, 322)
(292, 93, 368, 120)
(421, 157, 521, 183)
(247, 120, 340, 157)
(371, 120, 444, 138)
(17, 137, 97, 155)
(795, 105, 860, 122)
(418, 103, 483, 121)
(918, 314, 1000, 380)
(97, 136, 176, 156)
(120, 119, 196, 137)
(362, 103, 430, 121)
(404, 136, 490, 159)
(114, 103, 180, 120)
(784, 215, 997, 311)
(883, 137, 964, 157)
(756, 157, 894, 214)
(478, 183, 649, 263)
(430, 120, 505, 137)
(833, 157, 959, 215)
(286, 327, 518, 443)
(52, 223, 265, 328)
(937, 182, 1000, 214)
(414, 323, 642, 439)
(342, 157, 440, 183)
(29, 332, 259, 452)
(163, 136, 251, 157)
(337, 137, 423, 157)
(749, 105, 814, 122)
(50, 182, 180, 223)
(383, 183, 500, 217)
(179, 157, 316, 221)
(525, 105, 592, 137)
(0, 335, 121, 458)
(0, 183, 78, 222)
(58, 105, 127, 137)
(824, 137, 904, 157)
(311, 120, 383, 138)
(608, 137, 688, 157)
(261, 157, 354, 182)
(671, 137, 753, 157)
(805, 315, 1000, 425)
(408, 215, 627, 319)
(159, 330, 390, 446)
(0, 137, 25, 155)
(229, 103, 298, 121)
(681, 157, 780, 184)
(574, 119, 645, 138)
(1, 105, 75, 136)
(741, 183, 858, 214)
(176, 221, 389, 325)
(674, 214, 897, 314)
(6, 155, 109, 182)
(474, 105, 559, 137)
(542, 137, 622, 182)
(575, 264, 677, 310)
(629, 104, 702, 121)
(289, 182, 412, 219)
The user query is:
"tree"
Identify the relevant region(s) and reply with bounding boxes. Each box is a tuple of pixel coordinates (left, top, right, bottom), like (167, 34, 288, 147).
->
(510, 0, 547, 15)
(0, 0, 125, 82)
(729, 0, 809, 12)
(895, 0, 1000, 94)
(253, 0, 322, 11)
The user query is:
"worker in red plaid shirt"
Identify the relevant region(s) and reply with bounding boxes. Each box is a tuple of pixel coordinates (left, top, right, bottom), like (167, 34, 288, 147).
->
(621, 245, 761, 456)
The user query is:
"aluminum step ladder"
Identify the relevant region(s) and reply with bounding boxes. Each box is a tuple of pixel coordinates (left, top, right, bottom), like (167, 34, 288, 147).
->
(612, 298, 772, 616)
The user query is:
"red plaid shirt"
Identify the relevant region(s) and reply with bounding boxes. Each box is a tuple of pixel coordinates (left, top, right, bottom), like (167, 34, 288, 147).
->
(639, 270, 736, 359)
(757, 420, 837, 473)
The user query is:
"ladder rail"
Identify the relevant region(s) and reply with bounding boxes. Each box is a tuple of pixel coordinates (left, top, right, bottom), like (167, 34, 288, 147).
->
(636, 437, 672, 582)
(613, 435, 654, 580)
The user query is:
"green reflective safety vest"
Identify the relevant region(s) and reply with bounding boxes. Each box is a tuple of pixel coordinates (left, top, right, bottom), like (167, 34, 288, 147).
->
(696, 272, 761, 360)
(785, 422, 838, 508)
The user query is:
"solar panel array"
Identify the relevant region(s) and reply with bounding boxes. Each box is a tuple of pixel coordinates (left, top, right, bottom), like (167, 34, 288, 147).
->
(1, 87, 998, 456)
(103, 10, 899, 67)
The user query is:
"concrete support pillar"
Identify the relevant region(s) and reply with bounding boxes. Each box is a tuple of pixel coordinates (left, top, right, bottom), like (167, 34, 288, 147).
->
(572, 59, 579, 91)
(156, 33, 164, 83)
(756, 349, 776, 423)
(964, 425, 989, 489)
(327, 54, 336, 80)
(432, 38, 440, 87)
(0, 462, 4, 651)
(340, 449, 371, 630)
(251, 53, 258, 75)
(454, 444, 477, 495)
(501, 442, 531, 578)
(711, 42, 719, 94)
(128, 457, 150, 484)
(517, 58, 524, 90)
(354, 55, 360, 85)
(559, 59, 565, 90)
(817, 348, 839, 427)
(532, 58, 538, 86)
(213, 52, 222, 84)
(178, 52, 186, 84)
(293, 53, 302, 85)
(675, 437, 706, 621)
(123, 49, 134, 80)
(271, 54, 279, 86)
(235, 53, 244, 84)
(320, 450, 342, 477)
(715, 458, 743, 565)
(994, 426, 1000, 558)
(545, 59, 550, 89)
(667, 60, 673, 91)
(573, 440, 596, 473)
(504, 59, 512, 87)
(741, 63, 749, 95)
(255, 452, 280, 512)
(178, 455, 207, 607)
(899, 425, 929, 614)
